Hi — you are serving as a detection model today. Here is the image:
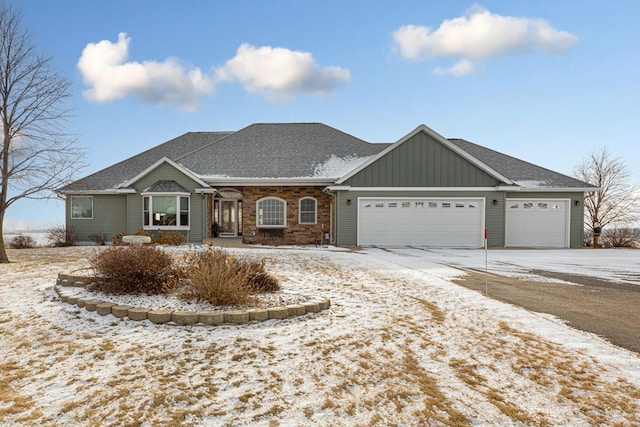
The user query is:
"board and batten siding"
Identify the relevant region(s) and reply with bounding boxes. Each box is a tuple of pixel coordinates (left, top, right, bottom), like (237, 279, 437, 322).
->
(506, 191, 585, 248)
(67, 194, 127, 243)
(343, 131, 501, 188)
(127, 162, 206, 242)
(336, 190, 503, 246)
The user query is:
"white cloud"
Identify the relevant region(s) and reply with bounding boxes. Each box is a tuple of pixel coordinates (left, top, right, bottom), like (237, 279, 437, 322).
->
(215, 43, 351, 102)
(393, 5, 578, 76)
(433, 59, 476, 77)
(77, 33, 215, 111)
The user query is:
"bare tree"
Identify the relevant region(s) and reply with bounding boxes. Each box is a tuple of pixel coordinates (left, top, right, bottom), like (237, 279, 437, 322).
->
(573, 148, 639, 233)
(0, 2, 84, 263)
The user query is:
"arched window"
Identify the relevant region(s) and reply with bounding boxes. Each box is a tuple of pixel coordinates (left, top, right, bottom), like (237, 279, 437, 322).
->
(256, 197, 286, 228)
(299, 197, 317, 224)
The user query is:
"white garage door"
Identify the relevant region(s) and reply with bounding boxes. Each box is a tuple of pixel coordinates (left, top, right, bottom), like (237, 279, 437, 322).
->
(505, 199, 569, 248)
(358, 198, 484, 247)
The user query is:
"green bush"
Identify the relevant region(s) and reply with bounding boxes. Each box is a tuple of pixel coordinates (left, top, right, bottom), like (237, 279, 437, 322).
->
(8, 234, 37, 249)
(88, 245, 180, 294)
(181, 247, 280, 306)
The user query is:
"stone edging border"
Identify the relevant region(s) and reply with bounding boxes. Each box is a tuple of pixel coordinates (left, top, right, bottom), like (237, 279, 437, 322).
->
(55, 273, 330, 326)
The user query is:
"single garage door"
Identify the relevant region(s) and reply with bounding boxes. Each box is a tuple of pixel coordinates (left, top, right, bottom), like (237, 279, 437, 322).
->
(505, 199, 569, 248)
(358, 198, 484, 247)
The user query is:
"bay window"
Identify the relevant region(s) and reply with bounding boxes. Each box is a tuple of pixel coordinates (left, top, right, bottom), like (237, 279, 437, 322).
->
(143, 195, 190, 229)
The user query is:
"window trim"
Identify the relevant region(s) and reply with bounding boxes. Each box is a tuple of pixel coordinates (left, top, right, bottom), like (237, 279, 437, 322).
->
(142, 193, 191, 230)
(256, 197, 287, 228)
(71, 196, 93, 219)
(299, 197, 317, 225)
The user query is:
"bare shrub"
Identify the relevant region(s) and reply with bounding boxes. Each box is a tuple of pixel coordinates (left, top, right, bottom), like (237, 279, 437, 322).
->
(583, 229, 594, 247)
(601, 227, 640, 248)
(88, 233, 107, 245)
(8, 234, 36, 249)
(157, 230, 186, 246)
(181, 247, 280, 306)
(88, 246, 180, 294)
(47, 225, 76, 247)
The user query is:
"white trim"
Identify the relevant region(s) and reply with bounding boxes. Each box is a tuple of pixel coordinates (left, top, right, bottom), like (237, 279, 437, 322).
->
(142, 194, 191, 230)
(329, 185, 597, 193)
(202, 177, 332, 186)
(298, 197, 317, 225)
(195, 188, 217, 194)
(141, 191, 190, 196)
(325, 185, 351, 191)
(60, 190, 131, 195)
(120, 157, 210, 189)
(343, 187, 501, 192)
(507, 187, 599, 193)
(256, 196, 287, 228)
(505, 198, 570, 248)
(70, 195, 94, 220)
(336, 124, 514, 185)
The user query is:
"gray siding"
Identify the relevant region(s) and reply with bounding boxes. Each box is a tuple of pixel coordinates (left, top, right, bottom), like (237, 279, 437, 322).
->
(507, 192, 585, 248)
(129, 162, 206, 242)
(68, 194, 127, 243)
(344, 131, 501, 188)
(336, 190, 502, 246)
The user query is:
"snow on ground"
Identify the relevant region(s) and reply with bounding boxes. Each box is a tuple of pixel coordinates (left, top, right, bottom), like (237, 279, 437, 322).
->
(1, 245, 639, 426)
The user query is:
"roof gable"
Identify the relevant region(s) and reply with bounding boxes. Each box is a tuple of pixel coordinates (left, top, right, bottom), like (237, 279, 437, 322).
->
(123, 157, 210, 189)
(59, 131, 230, 193)
(337, 124, 509, 187)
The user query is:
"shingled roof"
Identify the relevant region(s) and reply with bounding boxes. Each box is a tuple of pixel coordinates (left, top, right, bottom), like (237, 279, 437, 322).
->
(59, 132, 232, 193)
(177, 123, 387, 179)
(449, 138, 596, 189)
(59, 123, 595, 193)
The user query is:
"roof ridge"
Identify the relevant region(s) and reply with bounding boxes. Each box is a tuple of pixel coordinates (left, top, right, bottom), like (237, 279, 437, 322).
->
(174, 130, 237, 162)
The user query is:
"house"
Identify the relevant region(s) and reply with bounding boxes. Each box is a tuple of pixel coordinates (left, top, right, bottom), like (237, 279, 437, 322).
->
(58, 123, 597, 248)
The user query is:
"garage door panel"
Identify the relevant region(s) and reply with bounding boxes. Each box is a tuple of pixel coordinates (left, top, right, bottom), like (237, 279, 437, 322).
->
(505, 199, 569, 248)
(358, 198, 484, 247)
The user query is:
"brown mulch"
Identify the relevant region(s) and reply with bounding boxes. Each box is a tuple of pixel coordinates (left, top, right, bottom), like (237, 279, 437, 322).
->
(452, 270, 640, 354)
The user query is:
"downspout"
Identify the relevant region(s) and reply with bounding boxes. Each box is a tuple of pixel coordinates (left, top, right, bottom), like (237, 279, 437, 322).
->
(322, 187, 336, 245)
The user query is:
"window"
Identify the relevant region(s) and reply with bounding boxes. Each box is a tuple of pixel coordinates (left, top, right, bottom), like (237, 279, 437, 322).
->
(257, 197, 286, 227)
(299, 197, 317, 224)
(415, 201, 424, 208)
(428, 202, 438, 208)
(388, 202, 398, 208)
(143, 195, 190, 229)
(401, 202, 411, 208)
(71, 196, 93, 219)
(442, 202, 451, 208)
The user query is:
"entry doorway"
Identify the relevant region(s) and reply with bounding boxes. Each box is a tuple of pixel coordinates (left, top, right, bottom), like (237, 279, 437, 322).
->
(219, 200, 238, 236)
(213, 189, 243, 237)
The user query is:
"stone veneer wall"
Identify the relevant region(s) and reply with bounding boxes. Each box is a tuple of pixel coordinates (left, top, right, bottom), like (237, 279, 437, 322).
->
(241, 186, 332, 245)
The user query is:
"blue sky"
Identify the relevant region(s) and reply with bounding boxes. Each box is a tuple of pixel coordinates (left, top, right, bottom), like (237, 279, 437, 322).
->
(4, 0, 639, 230)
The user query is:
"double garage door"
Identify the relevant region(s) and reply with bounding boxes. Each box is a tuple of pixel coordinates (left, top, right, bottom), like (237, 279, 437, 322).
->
(357, 197, 570, 248)
(358, 198, 485, 247)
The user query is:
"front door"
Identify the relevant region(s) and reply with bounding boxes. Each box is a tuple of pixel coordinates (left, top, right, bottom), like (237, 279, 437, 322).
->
(219, 199, 237, 236)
